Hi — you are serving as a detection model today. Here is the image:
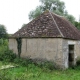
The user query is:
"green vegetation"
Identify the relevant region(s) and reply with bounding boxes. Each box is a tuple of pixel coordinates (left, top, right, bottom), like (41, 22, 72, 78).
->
(75, 21, 80, 30)
(29, 0, 75, 25)
(0, 38, 16, 62)
(0, 24, 8, 39)
(0, 49, 80, 80)
(0, 47, 80, 80)
(0, 60, 80, 80)
(16, 38, 22, 58)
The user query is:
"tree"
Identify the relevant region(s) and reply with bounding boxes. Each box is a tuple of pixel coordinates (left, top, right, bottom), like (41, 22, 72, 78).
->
(21, 24, 27, 28)
(0, 24, 8, 39)
(29, 7, 42, 20)
(29, 0, 75, 24)
(65, 14, 75, 25)
(75, 21, 80, 30)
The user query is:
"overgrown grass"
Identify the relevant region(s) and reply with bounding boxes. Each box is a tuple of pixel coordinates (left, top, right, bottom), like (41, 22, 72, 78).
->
(0, 61, 80, 80)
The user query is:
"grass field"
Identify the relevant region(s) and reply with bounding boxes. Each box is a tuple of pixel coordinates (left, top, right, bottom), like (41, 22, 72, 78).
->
(0, 61, 80, 80)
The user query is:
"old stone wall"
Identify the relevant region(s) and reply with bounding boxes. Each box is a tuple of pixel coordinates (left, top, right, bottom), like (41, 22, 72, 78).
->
(9, 39, 18, 55)
(9, 38, 64, 68)
(21, 38, 64, 68)
(75, 41, 80, 60)
(62, 39, 68, 68)
(62, 39, 80, 68)
(9, 38, 80, 69)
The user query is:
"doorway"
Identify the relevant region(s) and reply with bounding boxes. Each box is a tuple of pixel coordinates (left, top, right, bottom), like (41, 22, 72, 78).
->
(68, 45, 74, 67)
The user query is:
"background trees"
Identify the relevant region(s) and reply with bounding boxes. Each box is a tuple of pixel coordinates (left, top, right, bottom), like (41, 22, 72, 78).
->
(75, 21, 80, 30)
(0, 24, 8, 56)
(0, 24, 8, 39)
(29, 0, 75, 25)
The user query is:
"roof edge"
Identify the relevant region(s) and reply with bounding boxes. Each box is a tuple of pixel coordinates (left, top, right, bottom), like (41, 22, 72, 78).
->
(9, 36, 80, 40)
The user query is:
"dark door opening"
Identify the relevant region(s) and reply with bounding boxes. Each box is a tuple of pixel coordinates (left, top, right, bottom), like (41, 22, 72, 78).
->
(68, 45, 74, 67)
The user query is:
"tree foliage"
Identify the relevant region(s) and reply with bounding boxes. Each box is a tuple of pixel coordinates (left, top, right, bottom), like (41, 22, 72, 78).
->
(39, 0, 65, 14)
(75, 21, 80, 30)
(29, 0, 75, 24)
(65, 14, 75, 25)
(0, 24, 8, 39)
(21, 24, 27, 28)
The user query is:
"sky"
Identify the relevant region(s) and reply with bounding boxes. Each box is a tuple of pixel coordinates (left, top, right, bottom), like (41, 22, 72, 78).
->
(0, 0, 80, 34)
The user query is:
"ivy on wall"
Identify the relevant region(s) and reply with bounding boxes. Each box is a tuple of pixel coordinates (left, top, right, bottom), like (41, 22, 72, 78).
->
(16, 38, 22, 58)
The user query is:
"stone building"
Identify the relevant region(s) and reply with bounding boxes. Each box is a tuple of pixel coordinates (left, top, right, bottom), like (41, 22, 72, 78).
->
(9, 10, 80, 69)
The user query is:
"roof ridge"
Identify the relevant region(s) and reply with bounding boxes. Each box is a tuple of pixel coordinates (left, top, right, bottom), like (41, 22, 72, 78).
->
(49, 11, 64, 37)
(52, 12, 64, 18)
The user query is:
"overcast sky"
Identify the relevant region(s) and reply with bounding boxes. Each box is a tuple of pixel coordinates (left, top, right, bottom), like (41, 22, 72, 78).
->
(0, 0, 80, 34)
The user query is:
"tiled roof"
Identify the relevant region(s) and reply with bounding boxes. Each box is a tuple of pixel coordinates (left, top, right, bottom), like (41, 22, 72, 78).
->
(12, 10, 80, 40)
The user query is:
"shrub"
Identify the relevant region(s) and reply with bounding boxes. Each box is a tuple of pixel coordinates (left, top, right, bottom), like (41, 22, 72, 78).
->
(0, 39, 3, 45)
(34, 60, 55, 70)
(43, 61, 55, 70)
(77, 59, 80, 66)
(0, 49, 16, 62)
(14, 58, 33, 66)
